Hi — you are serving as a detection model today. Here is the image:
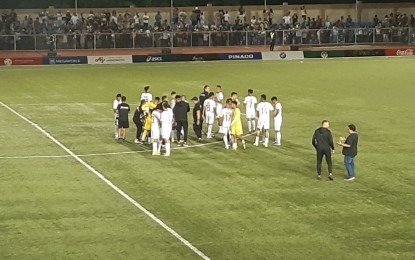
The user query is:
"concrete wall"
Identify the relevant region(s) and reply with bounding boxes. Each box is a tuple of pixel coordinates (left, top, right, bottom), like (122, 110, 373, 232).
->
(3, 3, 415, 25)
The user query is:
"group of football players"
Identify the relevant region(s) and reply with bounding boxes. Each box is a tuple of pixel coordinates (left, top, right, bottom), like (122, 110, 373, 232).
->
(112, 85, 283, 156)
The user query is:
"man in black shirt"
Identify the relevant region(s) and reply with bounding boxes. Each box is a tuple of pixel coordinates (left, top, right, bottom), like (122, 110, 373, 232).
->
(173, 95, 190, 146)
(199, 85, 210, 128)
(337, 124, 359, 181)
(312, 120, 335, 180)
(191, 96, 202, 142)
(117, 96, 130, 143)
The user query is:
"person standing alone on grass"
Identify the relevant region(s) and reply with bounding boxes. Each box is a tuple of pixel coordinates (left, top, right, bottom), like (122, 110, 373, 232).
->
(117, 96, 130, 143)
(312, 120, 334, 180)
(173, 95, 190, 146)
(337, 124, 359, 181)
(113, 93, 122, 139)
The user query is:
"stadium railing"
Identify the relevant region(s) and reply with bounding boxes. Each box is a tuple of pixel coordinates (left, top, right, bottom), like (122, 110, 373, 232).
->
(0, 27, 414, 51)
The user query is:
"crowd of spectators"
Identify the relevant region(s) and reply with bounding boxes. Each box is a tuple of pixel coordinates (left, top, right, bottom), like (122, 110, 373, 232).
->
(1, 6, 415, 50)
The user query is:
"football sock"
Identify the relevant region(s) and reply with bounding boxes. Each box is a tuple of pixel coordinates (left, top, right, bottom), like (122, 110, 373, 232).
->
(247, 120, 252, 132)
(277, 132, 281, 144)
(265, 137, 269, 146)
(252, 121, 256, 132)
(255, 136, 259, 144)
(223, 135, 228, 148)
(152, 142, 157, 154)
(208, 125, 213, 136)
(165, 143, 171, 155)
(157, 141, 162, 153)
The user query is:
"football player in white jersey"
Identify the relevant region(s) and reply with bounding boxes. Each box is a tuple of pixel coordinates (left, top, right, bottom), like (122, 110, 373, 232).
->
(220, 99, 234, 149)
(254, 94, 275, 147)
(215, 85, 224, 126)
(140, 86, 153, 103)
(161, 102, 174, 156)
(203, 92, 216, 138)
(170, 91, 177, 142)
(243, 89, 258, 133)
(151, 105, 162, 155)
(113, 93, 122, 139)
(271, 96, 283, 146)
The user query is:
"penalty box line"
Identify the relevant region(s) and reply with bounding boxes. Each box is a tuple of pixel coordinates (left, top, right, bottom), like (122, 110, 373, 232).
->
(0, 101, 210, 260)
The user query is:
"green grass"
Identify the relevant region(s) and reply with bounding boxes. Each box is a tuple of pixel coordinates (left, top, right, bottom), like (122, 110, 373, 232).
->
(0, 59, 414, 259)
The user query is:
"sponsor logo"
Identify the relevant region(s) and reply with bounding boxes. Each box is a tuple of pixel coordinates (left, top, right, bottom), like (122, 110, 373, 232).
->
(146, 56, 163, 62)
(396, 49, 414, 56)
(228, 54, 254, 60)
(320, 52, 328, 59)
(279, 52, 287, 59)
(95, 57, 106, 63)
(49, 58, 56, 64)
(4, 58, 12, 66)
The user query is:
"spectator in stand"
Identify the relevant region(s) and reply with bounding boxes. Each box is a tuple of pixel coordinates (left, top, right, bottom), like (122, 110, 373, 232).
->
(301, 6, 307, 20)
(251, 16, 257, 27)
(239, 5, 246, 23)
(155, 11, 162, 28)
(373, 14, 379, 26)
(283, 12, 291, 29)
(292, 13, 298, 25)
(143, 11, 149, 30)
(346, 15, 353, 28)
(173, 8, 179, 25)
(224, 11, 230, 25)
(200, 12, 205, 28)
(268, 9, 274, 25)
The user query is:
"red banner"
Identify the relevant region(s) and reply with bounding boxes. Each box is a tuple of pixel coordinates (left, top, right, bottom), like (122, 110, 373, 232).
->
(0, 57, 43, 66)
(385, 48, 415, 57)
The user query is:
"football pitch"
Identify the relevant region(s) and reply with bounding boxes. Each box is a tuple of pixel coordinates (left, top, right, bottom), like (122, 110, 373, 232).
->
(0, 58, 414, 259)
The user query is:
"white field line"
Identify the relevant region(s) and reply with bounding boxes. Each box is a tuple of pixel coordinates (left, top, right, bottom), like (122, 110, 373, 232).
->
(0, 101, 210, 260)
(0, 135, 248, 159)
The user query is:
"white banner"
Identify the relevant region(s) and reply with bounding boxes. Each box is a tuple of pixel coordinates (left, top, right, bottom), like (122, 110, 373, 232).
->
(261, 51, 304, 61)
(87, 55, 133, 65)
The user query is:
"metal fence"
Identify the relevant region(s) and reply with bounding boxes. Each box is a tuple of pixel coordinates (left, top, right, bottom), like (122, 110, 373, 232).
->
(1, 27, 414, 51)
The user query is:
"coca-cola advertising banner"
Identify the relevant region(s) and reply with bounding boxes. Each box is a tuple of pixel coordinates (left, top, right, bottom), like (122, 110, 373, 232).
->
(385, 48, 415, 57)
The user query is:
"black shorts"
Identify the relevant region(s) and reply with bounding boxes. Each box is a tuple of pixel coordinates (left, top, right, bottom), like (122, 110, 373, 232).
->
(118, 120, 129, 129)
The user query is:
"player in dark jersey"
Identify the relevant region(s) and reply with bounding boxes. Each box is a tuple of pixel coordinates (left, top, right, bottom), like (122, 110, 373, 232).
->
(117, 96, 130, 143)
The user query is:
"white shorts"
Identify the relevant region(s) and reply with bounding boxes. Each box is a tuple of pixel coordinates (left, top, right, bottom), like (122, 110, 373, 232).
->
(205, 113, 215, 125)
(257, 118, 270, 130)
(220, 125, 231, 135)
(245, 109, 256, 119)
(216, 105, 223, 118)
(151, 128, 160, 141)
(161, 127, 171, 139)
(274, 117, 283, 131)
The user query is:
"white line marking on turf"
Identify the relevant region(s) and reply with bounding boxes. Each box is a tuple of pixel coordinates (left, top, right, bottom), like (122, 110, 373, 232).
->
(0, 101, 210, 260)
(0, 155, 72, 159)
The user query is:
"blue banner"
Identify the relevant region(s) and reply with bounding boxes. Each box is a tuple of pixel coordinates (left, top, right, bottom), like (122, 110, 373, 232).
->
(43, 56, 88, 65)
